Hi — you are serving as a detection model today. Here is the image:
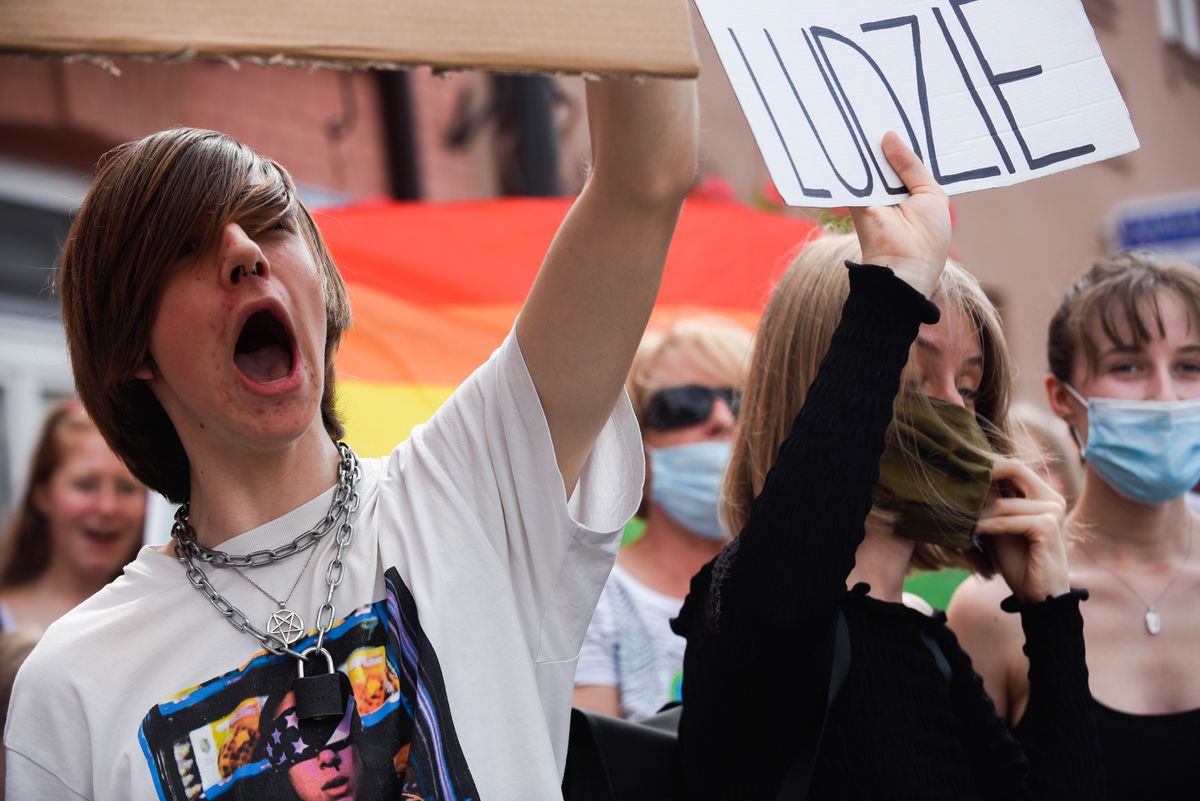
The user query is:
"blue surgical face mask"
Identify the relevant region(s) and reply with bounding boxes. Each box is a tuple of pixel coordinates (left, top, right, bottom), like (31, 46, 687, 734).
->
(648, 441, 732, 540)
(1066, 384, 1200, 505)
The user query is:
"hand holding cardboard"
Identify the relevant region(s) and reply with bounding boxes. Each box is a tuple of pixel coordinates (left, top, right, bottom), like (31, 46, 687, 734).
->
(692, 0, 1139, 207)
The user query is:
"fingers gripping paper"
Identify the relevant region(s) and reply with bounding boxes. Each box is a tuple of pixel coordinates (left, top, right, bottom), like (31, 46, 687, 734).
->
(692, 0, 1139, 207)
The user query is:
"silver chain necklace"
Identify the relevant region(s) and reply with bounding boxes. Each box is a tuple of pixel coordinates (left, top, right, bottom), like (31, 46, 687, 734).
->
(173, 443, 360, 658)
(1078, 515, 1194, 636)
(172, 443, 358, 568)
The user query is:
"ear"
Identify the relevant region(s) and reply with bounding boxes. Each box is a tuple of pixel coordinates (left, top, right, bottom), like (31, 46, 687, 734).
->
(132, 355, 157, 381)
(1045, 373, 1086, 446)
(1044, 373, 1075, 419)
(32, 482, 52, 518)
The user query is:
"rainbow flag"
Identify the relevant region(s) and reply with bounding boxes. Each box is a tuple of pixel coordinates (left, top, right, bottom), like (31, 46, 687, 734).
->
(319, 197, 817, 457)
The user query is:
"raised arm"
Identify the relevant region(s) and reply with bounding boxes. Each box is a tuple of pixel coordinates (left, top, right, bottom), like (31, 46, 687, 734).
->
(705, 134, 952, 635)
(516, 77, 698, 494)
(673, 137, 950, 801)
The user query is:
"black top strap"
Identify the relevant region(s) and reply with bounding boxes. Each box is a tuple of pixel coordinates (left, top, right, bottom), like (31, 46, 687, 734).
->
(775, 606, 852, 801)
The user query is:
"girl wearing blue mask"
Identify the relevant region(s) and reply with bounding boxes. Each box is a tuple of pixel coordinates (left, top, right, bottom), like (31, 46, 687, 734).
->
(574, 317, 752, 720)
(673, 134, 1101, 801)
(950, 254, 1200, 800)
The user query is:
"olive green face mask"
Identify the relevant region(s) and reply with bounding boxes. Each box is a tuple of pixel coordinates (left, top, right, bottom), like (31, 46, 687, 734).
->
(874, 395, 995, 551)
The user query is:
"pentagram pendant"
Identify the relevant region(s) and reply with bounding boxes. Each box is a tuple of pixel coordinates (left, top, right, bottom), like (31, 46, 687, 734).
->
(1145, 605, 1163, 636)
(267, 608, 305, 645)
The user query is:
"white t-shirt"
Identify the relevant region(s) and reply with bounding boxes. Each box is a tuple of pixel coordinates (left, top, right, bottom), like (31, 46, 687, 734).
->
(5, 331, 642, 801)
(574, 564, 686, 721)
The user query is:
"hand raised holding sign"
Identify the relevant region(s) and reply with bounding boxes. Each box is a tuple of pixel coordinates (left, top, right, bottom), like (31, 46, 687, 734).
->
(849, 131, 951, 297)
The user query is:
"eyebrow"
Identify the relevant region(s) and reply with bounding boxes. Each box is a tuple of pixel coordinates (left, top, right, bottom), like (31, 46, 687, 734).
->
(917, 337, 984, 369)
(1096, 346, 1142, 360)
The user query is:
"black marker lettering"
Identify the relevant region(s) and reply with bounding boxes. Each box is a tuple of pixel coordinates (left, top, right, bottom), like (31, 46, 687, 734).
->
(811, 25, 920, 195)
(797, 28, 873, 197)
(863, 15, 1000, 185)
(729, 28, 832, 199)
(763, 29, 870, 198)
(931, 7, 1014, 174)
(951, 0, 1096, 170)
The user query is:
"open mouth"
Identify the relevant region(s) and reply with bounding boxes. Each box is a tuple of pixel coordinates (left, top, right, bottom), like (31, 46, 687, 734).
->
(83, 528, 120, 545)
(234, 310, 295, 384)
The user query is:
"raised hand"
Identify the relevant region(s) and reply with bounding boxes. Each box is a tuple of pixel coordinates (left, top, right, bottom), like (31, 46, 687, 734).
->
(848, 132, 951, 298)
(976, 456, 1071, 604)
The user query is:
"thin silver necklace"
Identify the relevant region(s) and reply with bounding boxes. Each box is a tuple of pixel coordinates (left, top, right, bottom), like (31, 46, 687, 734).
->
(1078, 515, 1194, 636)
(173, 443, 360, 657)
(230, 542, 320, 646)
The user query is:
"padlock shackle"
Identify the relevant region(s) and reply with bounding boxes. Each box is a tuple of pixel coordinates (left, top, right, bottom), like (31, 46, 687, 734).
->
(297, 645, 336, 678)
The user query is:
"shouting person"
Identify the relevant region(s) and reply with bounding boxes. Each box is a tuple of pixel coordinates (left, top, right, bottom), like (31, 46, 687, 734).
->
(5, 75, 698, 801)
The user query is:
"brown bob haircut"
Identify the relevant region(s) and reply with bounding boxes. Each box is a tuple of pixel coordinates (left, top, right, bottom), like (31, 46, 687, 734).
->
(1048, 252, 1200, 384)
(724, 233, 1015, 576)
(59, 128, 352, 503)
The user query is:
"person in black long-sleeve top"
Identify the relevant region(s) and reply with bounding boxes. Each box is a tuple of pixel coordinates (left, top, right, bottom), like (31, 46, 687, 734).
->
(671, 135, 1102, 801)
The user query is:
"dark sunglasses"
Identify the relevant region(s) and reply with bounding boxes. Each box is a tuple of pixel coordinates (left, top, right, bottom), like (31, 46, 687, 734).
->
(643, 385, 741, 431)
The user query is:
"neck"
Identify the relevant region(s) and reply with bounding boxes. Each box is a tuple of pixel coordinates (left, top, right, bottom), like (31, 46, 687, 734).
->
(846, 519, 915, 602)
(1070, 466, 1194, 565)
(22, 557, 107, 622)
(182, 426, 342, 549)
(620, 506, 726, 597)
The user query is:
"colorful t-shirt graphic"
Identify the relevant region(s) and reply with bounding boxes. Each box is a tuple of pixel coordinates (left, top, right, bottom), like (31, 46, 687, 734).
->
(137, 569, 478, 801)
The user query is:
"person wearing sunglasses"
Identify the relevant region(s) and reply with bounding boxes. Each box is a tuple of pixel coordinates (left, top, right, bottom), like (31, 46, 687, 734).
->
(573, 317, 752, 720)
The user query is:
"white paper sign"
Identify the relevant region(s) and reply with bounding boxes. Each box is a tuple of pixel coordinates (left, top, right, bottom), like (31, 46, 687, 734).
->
(693, 0, 1140, 207)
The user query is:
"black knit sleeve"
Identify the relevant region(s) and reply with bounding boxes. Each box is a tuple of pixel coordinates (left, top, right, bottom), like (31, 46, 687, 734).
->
(942, 591, 1104, 801)
(673, 263, 937, 801)
(1006, 591, 1105, 800)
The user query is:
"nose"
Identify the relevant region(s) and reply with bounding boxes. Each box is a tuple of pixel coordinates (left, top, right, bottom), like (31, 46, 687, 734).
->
(96, 483, 119, 517)
(317, 748, 343, 770)
(705, 398, 738, 439)
(219, 222, 269, 289)
(926, 375, 967, 409)
(1146, 363, 1181, 402)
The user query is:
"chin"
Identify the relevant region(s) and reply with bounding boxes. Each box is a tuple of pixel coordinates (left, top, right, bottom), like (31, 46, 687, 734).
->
(234, 407, 330, 449)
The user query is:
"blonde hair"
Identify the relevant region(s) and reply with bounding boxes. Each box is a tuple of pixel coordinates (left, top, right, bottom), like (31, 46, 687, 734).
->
(627, 316, 754, 426)
(723, 233, 1015, 575)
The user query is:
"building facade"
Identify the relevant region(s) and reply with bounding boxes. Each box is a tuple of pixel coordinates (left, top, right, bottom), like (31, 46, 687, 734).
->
(0, 0, 1196, 514)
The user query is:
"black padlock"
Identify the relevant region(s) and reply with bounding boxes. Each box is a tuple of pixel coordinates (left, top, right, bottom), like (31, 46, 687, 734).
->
(293, 647, 346, 722)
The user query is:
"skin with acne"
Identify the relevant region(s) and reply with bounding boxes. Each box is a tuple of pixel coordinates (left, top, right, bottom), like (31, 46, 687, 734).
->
(142, 214, 341, 544)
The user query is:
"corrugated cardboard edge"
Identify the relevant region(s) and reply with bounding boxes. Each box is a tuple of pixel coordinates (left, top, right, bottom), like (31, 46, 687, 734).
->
(0, 48, 699, 79)
(0, 0, 701, 79)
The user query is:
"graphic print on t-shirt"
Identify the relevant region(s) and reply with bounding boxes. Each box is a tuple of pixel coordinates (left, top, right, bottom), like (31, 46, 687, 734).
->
(138, 567, 479, 801)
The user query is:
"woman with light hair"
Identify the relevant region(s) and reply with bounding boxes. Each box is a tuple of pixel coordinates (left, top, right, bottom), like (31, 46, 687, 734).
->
(950, 253, 1200, 799)
(672, 136, 1100, 800)
(574, 316, 752, 720)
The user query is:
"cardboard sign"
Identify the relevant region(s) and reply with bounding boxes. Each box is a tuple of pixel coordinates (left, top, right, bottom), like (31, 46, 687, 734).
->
(0, 0, 699, 78)
(692, 0, 1139, 207)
